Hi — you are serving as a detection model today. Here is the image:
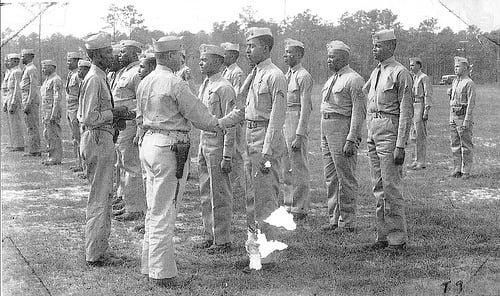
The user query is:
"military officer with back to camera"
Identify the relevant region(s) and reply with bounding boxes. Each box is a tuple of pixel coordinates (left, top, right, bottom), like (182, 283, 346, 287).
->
(449, 56, 476, 179)
(281, 38, 313, 222)
(319, 40, 366, 234)
(20, 49, 42, 157)
(363, 29, 413, 253)
(4, 53, 25, 152)
(136, 36, 221, 287)
(66, 51, 84, 171)
(407, 57, 432, 171)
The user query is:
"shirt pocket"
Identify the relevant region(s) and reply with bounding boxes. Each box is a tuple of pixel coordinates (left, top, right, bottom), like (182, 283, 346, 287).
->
(287, 80, 299, 104)
(257, 82, 272, 112)
(207, 91, 222, 118)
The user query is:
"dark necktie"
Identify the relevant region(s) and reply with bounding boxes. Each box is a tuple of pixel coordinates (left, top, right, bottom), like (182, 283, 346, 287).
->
(374, 65, 382, 90)
(66, 71, 72, 94)
(199, 78, 209, 100)
(323, 73, 338, 102)
(105, 79, 114, 108)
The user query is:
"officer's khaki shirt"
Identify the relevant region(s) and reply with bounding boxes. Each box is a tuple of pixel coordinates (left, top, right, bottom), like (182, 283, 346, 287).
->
(321, 65, 366, 143)
(66, 69, 81, 112)
(41, 72, 63, 120)
(136, 65, 218, 134)
(198, 72, 237, 158)
(78, 64, 114, 130)
(412, 70, 432, 109)
(7, 66, 22, 109)
(112, 61, 141, 111)
(364, 56, 414, 148)
(286, 63, 313, 137)
(222, 63, 245, 96)
(20, 62, 40, 106)
(450, 76, 475, 122)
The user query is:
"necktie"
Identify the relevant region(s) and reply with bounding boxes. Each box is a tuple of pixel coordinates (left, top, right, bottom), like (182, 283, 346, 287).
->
(66, 71, 72, 94)
(374, 65, 382, 90)
(105, 79, 114, 108)
(286, 69, 292, 85)
(199, 78, 209, 100)
(323, 73, 338, 102)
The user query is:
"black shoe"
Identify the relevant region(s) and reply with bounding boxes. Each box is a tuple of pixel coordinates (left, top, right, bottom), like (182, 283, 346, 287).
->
(450, 171, 462, 178)
(320, 224, 338, 232)
(114, 211, 144, 221)
(112, 208, 126, 216)
(194, 240, 213, 249)
(150, 277, 178, 288)
(86, 253, 123, 267)
(385, 243, 406, 253)
(364, 241, 389, 251)
(207, 242, 231, 254)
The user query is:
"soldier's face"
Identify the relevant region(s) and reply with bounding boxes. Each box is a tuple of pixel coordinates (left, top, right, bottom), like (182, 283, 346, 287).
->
(409, 62, 421, 74)
(67, 58, 79, 70)
(119, 46, 137, 68)
(100, 47, 115, 70)
(138, 59, 153, 79)
(199, 53, 220, 77)
(372, 41, 392, 62)
(42, 65, 54, 76)
(454, 62, 467, 76)
(283, 46, 299, 68)
(327, 50, 347, 72)
(21, 54, 32, 65)
(246, 38, 266, 64)
(77, 66, 90, 79)
(9, 59, 20, 67)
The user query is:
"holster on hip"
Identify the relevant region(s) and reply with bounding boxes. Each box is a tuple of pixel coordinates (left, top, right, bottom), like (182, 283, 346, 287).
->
(452, 104, 467, 116)
(171, 142, 191, 179)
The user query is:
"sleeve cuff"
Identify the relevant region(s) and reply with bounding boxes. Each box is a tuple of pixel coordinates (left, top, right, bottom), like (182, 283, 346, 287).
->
(103, 110, 114, 122)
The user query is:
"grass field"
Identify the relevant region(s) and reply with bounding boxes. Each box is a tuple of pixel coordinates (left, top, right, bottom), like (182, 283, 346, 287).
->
(2, 84, 500, 296)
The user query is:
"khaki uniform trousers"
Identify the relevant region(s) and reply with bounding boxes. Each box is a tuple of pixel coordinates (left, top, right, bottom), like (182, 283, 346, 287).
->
(24, 104, 41, 153)
(116, 120, 146, 213)
(245, 125, 284, 264)
(198, 132, 233, 244)
(42, 118, 62, 163)
(7, 107, 25, 148)
(67, 110, 82, 166)
(80, 129, 115, 261)
(409, 102, 427, 166)
(229, 123, 246, 191)
(450, 115, 473, 174)
(321, 115, 357, 228)
(367, 116, 408, 245)
(283, 110, 310, 214)
(140, 131, 189, 280)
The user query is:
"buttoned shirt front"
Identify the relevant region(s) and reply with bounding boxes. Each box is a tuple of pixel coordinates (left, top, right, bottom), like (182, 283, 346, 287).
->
(112, 61, 141, 111)
(450, 76, 476, 122)
(66, 69, 82, 111)
(222, 63, 245, 95)
(41, 72, 63, 119)
(321, 65, 366, 142)
(20, 62, 40, 106)
(412, 70, 432, 109)
(286, 63, 313, 136)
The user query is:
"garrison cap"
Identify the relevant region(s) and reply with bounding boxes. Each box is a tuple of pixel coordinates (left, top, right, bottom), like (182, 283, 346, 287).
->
(454, 56, 468, 64)
(78, 59, 91, 67)
(327, 40, 350, 54)
(67, 52, 82, 59)
(245, 27, 272, 41)
(284, 38, 304, 49)
(152, 36, 183, 53)
(7, 53, 21, 59)
(372, 29, 396, 44)
(41, 59, 57, 67)
(221, 42, 240, 51)
(199, 44, 225, 57)
(21, 49, 35, 55)
(84, 32, 112, 50)
(139, 52, 155, 60)
(120, 40, 143, 50)
(409, 57, 422, 64)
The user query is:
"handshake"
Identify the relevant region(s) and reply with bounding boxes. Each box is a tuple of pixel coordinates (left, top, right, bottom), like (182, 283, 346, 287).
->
(111, 106, 136, 131)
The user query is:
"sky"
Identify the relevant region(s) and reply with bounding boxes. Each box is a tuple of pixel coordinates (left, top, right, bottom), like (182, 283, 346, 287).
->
(1, 0, 499, 39)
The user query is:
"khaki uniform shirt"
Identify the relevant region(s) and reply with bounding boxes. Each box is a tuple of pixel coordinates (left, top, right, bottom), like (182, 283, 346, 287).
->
(364, 56, 414, 148)
(286, 63, 313, 137)
(450, 76, 475, 122)
(111, 61, 141, 111)
(412, 70, 432, 110)
(198, 72, 237, 158)
(20, 62, 41, 107)
(41, 72, 63, 120)
(321, 65, 366, 143)
(136, 65, 218, 134)
(7, 66, 22, 109)
(2, 69, 10, 104)
(222, 63, 245, 96)
(66, 69, 81, 112)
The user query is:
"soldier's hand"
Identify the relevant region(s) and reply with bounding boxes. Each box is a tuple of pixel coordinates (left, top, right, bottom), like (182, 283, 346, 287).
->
(3, 103, 7, 113)
(8, 103, 17, 114)
(220, 157, 232, 174)
(291, 134, 305, 152)
(422, 112, 429, 121)
(133, 127, 145, 146)
(259, 153, 272, 174)
(111, 106, 128, 119)
(393, 147, 405, 165)
(343, 140, 357, 157)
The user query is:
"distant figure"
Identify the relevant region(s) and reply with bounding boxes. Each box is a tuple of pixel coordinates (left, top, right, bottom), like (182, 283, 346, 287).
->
(408, 57, 432, 170)
(4, 54, 25, 152)
(65, 52, 83, 171)
(449, 56, 476, 179)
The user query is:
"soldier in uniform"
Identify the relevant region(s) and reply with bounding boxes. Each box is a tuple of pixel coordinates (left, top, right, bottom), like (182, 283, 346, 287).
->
(449, 56, 476, 179)
(138, 52, 156, 80)
(363, 29, 413, 252)
(40, 60, 63, 165)
(5, 54, 25, 152)
(219, 27, 287, 270)
(66, 52, 83, 171)
(282, 38, 313, 222)
(110, 40, 146, 222)
(136, 36, 221, 287)
(407, 57, 432, 170)
(2, 56, 14, 150)
(20, 49, 42, 156)
(221, 42, 246, 191)
(320, 41, 366, 233)
(196, 44, 237, 253)
(77, 59, 91, 80)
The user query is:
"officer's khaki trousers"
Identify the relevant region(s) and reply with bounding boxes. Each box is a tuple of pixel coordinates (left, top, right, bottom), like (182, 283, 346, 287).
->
(198, 132, 233, 244)
(367, 116, 407, 245)
(245, 125, 284, 264)
(409, 102, 427, 166)
(24, 103, 41, 153)
(450, 115, 473, 174)
(67, 110, 82, 166)
(7, 108, 25, 148)
(321, 115, 357, 228)
(42, 119, 62, 162)
(140, 131, 188, 280)
(283, 110, 310, 214)
(116, 120, 146, 213)
(229, 123, 246, 191)
(80, 129, 115, 261)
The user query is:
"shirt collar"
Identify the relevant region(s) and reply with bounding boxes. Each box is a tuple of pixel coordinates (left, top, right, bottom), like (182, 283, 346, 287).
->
(91, 64, 107, 78)
(334, 64, 350, 75)
(208, 72, 222, 82)
(379, 56, 395, 68)
(256, 58, 272, 70)
(289, 63, 302, 74)
(156, 64, 174, 73)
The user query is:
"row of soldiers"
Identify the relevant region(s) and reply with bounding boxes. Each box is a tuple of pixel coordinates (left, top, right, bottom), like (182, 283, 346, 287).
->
(2, 26, 476, 288)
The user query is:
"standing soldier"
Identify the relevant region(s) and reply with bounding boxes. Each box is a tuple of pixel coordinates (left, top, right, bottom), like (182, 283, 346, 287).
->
(282, 38, 313, 222)
(320, 41, 366, 232)
(449, 56, 476, 179)
(363, 29, 413, 252)
(196, 44, 237, 253)
(221, 42, 246, 191)
(137, 36, 220, 287)
(40, 60, 63, 165)
(111, 40, 146, 221)
(408, 57, 432, 170)
(5, 53, 25, 152)
(2, 56, 14, 150)
(20, 49, 42, 156)
(66, 52, 83, 171)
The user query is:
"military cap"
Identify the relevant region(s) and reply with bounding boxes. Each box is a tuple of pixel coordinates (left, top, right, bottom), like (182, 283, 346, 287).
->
(41, 59, 57, 67)
(454, 56, 468, 64)
(78, 59, 91, 67)
(7, 53, 21, 60)
(221, 42, 240, 52)
(199, 44, 225, 57)
(67, 52, 82, 59)
(409, 57, 422, 64)
(139, 52, 156, 60)
(152, 36, 183, 53)
(112, 44, 121, 55)
(284, 38, 304, 49)
(84, 32, 112, 50)
(372, 29, 396, 44)
(245, 27, 272, 41)
(327, 40, 350, 54)
(21, 49, 35, 55)
(120, 40, 143, 50)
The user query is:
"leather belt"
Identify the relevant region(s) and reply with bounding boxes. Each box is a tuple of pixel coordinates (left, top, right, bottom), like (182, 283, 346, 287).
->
(247, 120, 268, 129)
(322, 112, 350, 120)
(370, 111, 399, 119)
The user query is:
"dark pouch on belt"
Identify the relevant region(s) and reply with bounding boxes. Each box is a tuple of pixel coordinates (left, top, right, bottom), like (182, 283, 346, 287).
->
(171, 142, 191, 179)
(453, 105, 467, 116)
